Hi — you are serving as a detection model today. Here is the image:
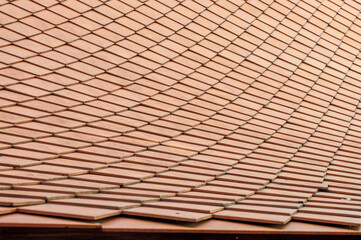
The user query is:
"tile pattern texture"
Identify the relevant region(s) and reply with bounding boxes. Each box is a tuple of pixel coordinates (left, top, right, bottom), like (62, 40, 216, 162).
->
(1, 0, 361, 228)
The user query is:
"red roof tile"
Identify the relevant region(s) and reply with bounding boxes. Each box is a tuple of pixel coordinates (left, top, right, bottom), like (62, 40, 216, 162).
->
(2, 0, 361, 237)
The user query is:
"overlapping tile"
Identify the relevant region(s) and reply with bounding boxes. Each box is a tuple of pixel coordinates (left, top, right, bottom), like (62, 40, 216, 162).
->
(0, 0, 361, 231)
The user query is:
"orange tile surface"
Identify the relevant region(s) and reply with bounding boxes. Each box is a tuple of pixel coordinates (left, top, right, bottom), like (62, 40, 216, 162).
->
(1, 0, 361, 234)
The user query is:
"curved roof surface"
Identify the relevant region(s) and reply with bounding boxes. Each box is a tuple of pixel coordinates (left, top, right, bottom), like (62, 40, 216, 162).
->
(1, 0, 361, 233)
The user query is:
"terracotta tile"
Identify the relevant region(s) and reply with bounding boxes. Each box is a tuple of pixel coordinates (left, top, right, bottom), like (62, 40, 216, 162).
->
(0, 189, 73, 200)
(0, 212, 100, 228)
(54, 89, 94, 103)
(258, 189, 313, 199)
(44, 159, 106, 171)
(96, 141, 146, 152)
(71, 174, 138, 186)
(136, 151, 186, 162)
(233, 164, 280, 174)
(239, 200, 302, 209)
(83, 11, 112, 25)
(141, 99, 178, 112)
(19, 100, 66, 113)
(248, 195, 302, 205)
(125, 183, 191, 194)
(164, 196, 234, 207)
(158, 171, 214, 182)
(118, 110, 158, 122)
(161, 114, 199, 127)
(217, 175, 269, 186)
(132, 106, 168, 118)
(299, 207, 361, 218)
(122, 207, 211, 222)
(143, 177, 204, 188)
(105, 115, 146, 128)
(14, 184, 96, 195)
(88, 121, 134, 134)
(21, 165, 87, 176)
(111, 136, 157, 148)
(191, 155, 237, 166)
(6, 84, 49, 98)
(37, 116, 85, 128)
(178, 191, 244, 202)
(180, 160, 231, 172)
(172, 134, 217, 147)
(74, 127, 119, 138)
(31, 34, 64, 48)
(6, 21, 40, 36)
(0, 112, 31, 124)
(0, 168, 67, 181)
(152, 120, 191, 132)
(102, 188, 176, 199)
(55, 132, 106, 144)
(36, 137, 91, 149)
(208, 181, 263, 191)
(162, 140, 208, 152)
(49, 198, 140, 210)
(281, 167, 325, 178)
(202, 149, 242, 160)
(181, 104, 216, 118)
(0, 176, 39, 186)
(78, 146, 132, 158)
(19, 203, 121, 220)
(171, 166, 223, 177)
(293, 212, 361, 226)
(70, 105, 112, 118)
(0, 156, 39, 168)
(61, 152, 120, 164)
(214, 210, 291, 224)
(44, 179, 118, 190)
(39, 95, 80, 108)
(41, 73, 78, 86)
(63, 0, 91, 13)
(49, 4, 79, 18)
(152, 145, 197, 157)
(173, 110, 208, 122)
(196, 185, 254, 197)
(305, 199, 361, 210)
(0, 45, 35, 60)
(0, 133, 30, 145)
(228, 169, 277, 181)
(0, 148, 56, 160)
(110, 162, 167, 174)
(124, 156, 178, 168)
(278, 172, 323, 183)
(267, 182, 318, 193)
(326, 186, 361, 196)
(0, 196, 44, 207)
(35, 9, 67, 24)
(93, 168, 154, 180)
(18, 122, 67, 134)
(67, 84, 106, 98)
(78, 193, 158, 203)
(196, 124, 232, 136)
(0, 4, 31, 18)
(87, 100, 126, 113)
(227, 204, 297, 216)
(144, 201, 223, 214)
(15, 142, 74, 155)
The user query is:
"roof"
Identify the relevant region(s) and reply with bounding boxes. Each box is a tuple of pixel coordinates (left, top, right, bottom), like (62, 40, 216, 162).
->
(1, 0, 361, 237)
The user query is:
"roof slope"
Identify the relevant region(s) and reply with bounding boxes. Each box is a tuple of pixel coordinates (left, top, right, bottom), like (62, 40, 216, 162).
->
(1, 0, 361, 231)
